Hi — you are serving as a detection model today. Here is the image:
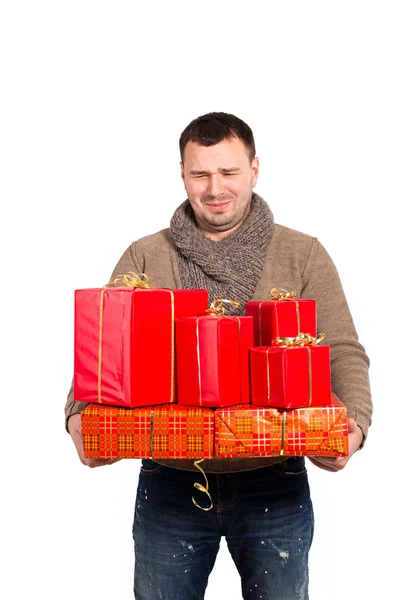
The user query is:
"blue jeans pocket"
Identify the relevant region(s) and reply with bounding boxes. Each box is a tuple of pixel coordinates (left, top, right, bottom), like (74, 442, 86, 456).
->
(140, 459, 165, 475)
(269, 456, 307, 476)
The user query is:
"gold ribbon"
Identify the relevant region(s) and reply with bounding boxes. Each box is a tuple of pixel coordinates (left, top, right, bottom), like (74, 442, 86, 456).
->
(271, 332, 326, 347)
(269, 287, 296, 301)
(98, 289, 106, 403)
(206, 298, 240, 317)
(149, 411, 154, 459)
(263, 347, 272, 405)
(97, 272, 174, 404)
(257, 289, 298, 344)
(197, 298, 242, 406)
(192, 459, 213, 511)
(280, 411, 287, 456)
(104, 272, 154, 289)
(272, 333, 325, 407)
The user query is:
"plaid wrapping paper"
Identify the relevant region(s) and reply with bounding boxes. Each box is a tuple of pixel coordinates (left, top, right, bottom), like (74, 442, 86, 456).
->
(81, 404, 215, 459)
(214, 394, 348, 458)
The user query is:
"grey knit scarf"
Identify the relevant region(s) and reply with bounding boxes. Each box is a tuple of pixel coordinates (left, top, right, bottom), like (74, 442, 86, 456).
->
(169, 193, 274, 315)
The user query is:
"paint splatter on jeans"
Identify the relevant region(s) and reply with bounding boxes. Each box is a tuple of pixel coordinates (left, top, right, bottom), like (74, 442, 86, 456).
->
(133, 458, 313, 599)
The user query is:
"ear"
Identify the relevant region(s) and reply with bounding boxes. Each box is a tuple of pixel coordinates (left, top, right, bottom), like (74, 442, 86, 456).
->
(251, 157, 260, 188)
(180, 160, 186, 184)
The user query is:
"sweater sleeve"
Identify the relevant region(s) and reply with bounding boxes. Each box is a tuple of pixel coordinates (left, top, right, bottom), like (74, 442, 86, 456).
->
(301, 238, 372, 445)
(64, 243, 142, 432)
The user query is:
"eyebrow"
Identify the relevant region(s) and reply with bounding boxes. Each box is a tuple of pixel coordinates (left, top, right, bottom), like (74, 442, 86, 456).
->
(189, 167, 241, 175)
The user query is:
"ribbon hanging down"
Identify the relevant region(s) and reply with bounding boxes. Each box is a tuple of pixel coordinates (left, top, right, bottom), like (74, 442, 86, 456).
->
(192, 459, 213, 511)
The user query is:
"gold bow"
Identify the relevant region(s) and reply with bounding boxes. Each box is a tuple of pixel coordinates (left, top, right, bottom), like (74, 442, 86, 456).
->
(104, 272, 153, 289)
(206, 298, 240, 317)
(272, 332, 326, 347)
(192, 460, 213, 511)
(269, 287, 296, 301)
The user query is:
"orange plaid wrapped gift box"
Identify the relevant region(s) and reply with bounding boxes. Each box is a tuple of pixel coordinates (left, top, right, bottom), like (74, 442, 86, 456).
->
(81, 403, 215, 459)
(214, 393, 348, 458)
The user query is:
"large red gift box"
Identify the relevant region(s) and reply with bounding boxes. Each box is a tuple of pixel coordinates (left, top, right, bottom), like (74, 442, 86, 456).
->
(74, 287, 208, 408)
(250, 345, 332, 408)
(246, 297, 316, 346)
(175, 315, 254, 407)
(214, 394, 348, 458)
(81, 403, 215, 459)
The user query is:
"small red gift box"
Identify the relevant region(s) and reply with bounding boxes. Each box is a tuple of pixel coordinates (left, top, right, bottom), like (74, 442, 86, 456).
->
(250, 345, 331, 408)
(246, 294, 316, 346)
(74, 287, 208, 408)
(214, 394, 348, 458)
(175, 315, 254, 407)
(81, 403, 215, 459)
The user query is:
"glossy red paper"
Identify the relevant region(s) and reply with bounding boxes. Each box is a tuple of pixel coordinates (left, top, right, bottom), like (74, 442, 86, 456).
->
(74, 288, 208, 408)
(250, 345, 332, 408)
(246, 299, 317, 346)
(176, 315, 254, 407)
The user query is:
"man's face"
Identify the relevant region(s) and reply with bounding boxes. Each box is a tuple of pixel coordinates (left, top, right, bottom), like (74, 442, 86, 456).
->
(180, 137, 259, 240)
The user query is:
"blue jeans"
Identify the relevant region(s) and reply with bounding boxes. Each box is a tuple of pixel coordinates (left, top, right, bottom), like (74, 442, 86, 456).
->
(133, 458, 314, 600)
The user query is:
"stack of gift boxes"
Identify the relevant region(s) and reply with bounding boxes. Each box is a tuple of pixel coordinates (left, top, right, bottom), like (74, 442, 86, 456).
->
(75, 280, 348, 461)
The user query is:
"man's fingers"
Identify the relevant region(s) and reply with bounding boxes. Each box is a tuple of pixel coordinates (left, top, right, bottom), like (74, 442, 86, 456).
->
(347, 418, 357, 433)
(85, 458, 122, 468)
(308, 456, 348, 472)
(308, 457, 337, 472)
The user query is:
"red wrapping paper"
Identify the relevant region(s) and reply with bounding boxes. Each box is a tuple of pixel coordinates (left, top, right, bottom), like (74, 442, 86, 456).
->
(214, 394, 348, 458)
(250, 345, 332, 408)
(81, 403, 215, 459)
(74, 288, 208, 408)
(176, 315, 254, 407)
(246, 299, 316, 346)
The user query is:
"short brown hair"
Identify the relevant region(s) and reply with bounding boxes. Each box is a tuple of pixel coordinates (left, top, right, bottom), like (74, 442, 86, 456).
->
(179, 112, 256, 162)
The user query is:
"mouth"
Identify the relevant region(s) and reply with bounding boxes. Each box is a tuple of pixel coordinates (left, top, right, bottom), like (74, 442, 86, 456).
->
(204, 200, 231, 212)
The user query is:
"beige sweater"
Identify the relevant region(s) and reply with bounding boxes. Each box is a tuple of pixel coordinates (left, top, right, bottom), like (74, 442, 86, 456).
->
(65, 224, 372, 472)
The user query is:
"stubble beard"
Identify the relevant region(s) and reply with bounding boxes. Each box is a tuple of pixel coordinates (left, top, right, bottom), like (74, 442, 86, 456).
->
(198, 191, 252, 233)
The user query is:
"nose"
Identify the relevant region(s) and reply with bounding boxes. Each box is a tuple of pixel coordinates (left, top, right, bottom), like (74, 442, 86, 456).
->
(206, 173, 224, 197)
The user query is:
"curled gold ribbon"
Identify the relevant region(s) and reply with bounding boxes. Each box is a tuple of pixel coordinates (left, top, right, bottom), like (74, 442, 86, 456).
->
(272, 332, 326, 347)
(269, 287, 296, 301)
(104, 272, 154, 289)
(192, 459, 213, 511)
(206, 298, 241, 317)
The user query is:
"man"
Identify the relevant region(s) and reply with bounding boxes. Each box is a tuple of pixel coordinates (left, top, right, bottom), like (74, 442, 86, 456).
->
(66, 112, 372, 599)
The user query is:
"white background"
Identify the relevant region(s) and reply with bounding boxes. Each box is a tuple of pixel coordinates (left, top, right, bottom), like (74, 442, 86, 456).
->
(1, 1, 398, 599)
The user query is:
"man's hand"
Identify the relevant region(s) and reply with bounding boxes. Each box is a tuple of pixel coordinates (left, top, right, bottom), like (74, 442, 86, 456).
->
(307, 418, 364, 472)
(68, 413, 121, 468)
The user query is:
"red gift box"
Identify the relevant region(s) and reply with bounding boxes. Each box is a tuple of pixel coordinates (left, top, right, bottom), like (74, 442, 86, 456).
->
(214, 394, 348, 458)
(81, 403, 215, 459)
(250, 345, 331, 408)
(246, 297, 316, 346)
(176, 315, 254, 407)
(74, 287, 208, 408)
